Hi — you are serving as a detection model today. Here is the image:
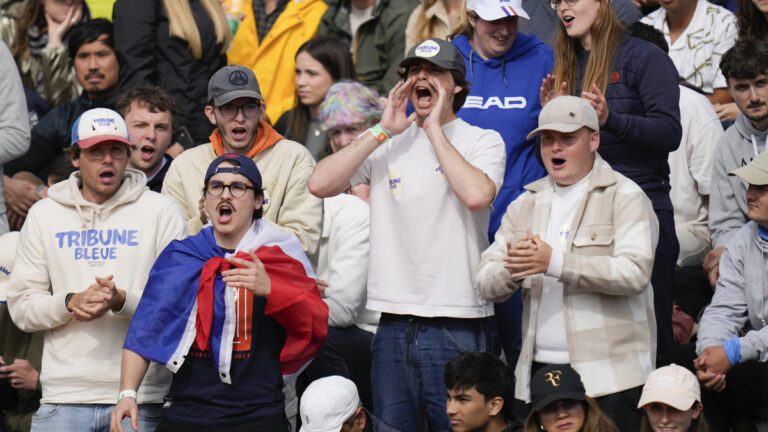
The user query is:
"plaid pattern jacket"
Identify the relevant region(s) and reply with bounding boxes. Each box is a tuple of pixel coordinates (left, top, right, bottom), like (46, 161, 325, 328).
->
(476, 155, 659, 400)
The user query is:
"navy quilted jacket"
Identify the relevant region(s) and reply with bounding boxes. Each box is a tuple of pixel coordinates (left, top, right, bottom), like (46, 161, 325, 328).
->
(577, 35, 682, 211)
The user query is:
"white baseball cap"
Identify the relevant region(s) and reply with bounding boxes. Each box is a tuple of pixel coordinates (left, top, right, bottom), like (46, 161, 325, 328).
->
(299, 376, 360, 432)
(467, 0, 530, 20)
(638, 364, 701, 411)
(70, 108, 132, 149)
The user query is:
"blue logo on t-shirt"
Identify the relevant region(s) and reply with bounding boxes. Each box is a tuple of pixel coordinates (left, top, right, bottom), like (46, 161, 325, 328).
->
(54, 229, 139, 261)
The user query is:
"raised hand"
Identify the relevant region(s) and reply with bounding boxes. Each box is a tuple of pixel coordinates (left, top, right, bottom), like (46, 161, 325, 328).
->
(46, 2, 83, 49)
(540, 74, 569, 107)
(423, 76, 452, 132)
(223, 250, 271, 297)
(380, 78, 417, 136)
(582, 83, 609, 126)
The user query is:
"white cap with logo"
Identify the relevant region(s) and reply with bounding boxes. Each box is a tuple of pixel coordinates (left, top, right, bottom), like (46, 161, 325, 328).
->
(70, 108, 132, 150)
(299, 376, 360, 432)
(467, 0, 530, 20)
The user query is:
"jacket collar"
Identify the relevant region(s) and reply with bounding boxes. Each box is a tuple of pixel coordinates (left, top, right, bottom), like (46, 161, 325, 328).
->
(525, 154, 617, 193)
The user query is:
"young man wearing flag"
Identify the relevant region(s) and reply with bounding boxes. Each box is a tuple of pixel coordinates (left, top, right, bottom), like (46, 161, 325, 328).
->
(111, 154, 328, 432)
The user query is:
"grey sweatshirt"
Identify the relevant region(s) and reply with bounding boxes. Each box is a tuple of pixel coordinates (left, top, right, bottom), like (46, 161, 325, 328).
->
(697, 221, 768, 362)
(710, 114, 768, 248)
(0, 42, 31, 234)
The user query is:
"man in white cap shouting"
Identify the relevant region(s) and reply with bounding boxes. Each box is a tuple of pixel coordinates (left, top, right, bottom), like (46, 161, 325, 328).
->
(7, 108, 186, 432)
(476, 95, 658, 430)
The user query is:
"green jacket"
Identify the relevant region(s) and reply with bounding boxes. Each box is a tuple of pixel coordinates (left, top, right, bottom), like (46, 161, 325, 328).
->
(317, 0, 418, 94)
(0, 303, 43, 432)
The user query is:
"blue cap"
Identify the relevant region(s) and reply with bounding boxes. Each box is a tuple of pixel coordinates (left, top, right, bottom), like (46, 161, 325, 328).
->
(204, 153, 262, 189)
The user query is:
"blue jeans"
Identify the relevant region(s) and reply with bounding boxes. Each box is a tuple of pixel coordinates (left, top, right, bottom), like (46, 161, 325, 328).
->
(371, 314, 493, 432)
(31, 403, 162, 432)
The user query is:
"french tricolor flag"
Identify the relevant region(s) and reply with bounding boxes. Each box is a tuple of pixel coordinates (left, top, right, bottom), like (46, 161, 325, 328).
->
(124, 220, 328, 384)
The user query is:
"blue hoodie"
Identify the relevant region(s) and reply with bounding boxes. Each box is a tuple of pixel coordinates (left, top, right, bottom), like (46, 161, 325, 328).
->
(453, 33, 553, 238)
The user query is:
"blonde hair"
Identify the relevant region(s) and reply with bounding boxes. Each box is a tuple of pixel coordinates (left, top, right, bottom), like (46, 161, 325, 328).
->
(162, 0, 230, 60)
(523, 398, 621, 432)
(451, 0, 476, 38)
(413, 0, 467, 41)
(552, 0, 624, 95)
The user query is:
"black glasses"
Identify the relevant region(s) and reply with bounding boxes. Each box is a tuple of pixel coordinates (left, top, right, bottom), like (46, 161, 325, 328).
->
(205, 180, 254, 198)
(550, 0, 580, 9)
(216, 103, 261, 120)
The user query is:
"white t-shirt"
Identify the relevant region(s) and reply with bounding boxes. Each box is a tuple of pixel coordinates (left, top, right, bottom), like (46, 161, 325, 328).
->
(351, 119, 505, 318)
(349, 1, 375, 45)
(534, 173, 591, 364)
(641, 0, 737, 93)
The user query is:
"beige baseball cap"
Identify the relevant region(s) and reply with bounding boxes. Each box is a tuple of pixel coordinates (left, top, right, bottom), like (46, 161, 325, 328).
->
(638, 364, 700, 411)
(527, 96, 599, 140)
(730, 149, 768, 186)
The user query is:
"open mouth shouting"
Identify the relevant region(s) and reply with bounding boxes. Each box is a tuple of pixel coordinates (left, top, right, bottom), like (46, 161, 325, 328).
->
(551, 157, 567, 169)
(230, 126, 249, 142)
(561, 15, 575, 26)
(139, 145, 156, 162)
(216, 201, 236, 224)
(98, 168, 116, 186)
(413, 84, 434, 109)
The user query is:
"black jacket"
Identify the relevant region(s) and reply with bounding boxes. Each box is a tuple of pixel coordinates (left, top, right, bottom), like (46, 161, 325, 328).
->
(146, 153, 173, 193)
(113, 0, 225, 147)
(6, 92, 118, 179)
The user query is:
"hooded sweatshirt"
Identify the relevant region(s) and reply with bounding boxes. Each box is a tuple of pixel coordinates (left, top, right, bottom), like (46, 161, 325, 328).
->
(698, 221, 768, 362)
(162, 124, 323, 255)
(453, 33, 553, 238)
(7, 169, 187, 404)
(710, 114, 768, 248)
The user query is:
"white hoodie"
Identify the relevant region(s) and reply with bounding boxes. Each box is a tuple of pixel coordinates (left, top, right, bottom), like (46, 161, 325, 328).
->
(7, 169, 187, 404)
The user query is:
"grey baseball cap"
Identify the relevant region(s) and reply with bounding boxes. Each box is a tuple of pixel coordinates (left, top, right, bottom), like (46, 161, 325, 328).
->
(207, 65, 263, 106)
(399, 38, 466, 77)
(526, 96, 599, 140)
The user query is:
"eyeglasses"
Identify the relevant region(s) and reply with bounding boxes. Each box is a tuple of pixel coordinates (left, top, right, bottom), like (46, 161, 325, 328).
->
(538, 399, 583, 421)
(82, 145, 129, 160)
(216, 102, 261, 120)
(550, 0, 580, 9)
(205, 180, 254, 198)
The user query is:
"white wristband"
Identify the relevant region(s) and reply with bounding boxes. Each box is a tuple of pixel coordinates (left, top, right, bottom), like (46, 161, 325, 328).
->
(118, 389, 138, 402)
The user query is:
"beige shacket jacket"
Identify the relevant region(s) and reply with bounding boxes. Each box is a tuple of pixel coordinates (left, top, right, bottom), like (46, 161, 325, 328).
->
(476, 155, 659, 401)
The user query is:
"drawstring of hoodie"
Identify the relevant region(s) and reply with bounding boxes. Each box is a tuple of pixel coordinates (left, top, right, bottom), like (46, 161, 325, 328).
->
(67, 176, 116, 229)
(750, 134, 768, 157)
(501, 58, 508, 88)
(468, 49, 508, 88)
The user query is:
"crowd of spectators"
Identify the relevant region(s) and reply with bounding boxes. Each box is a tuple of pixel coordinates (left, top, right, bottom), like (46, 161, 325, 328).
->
(0, 0, 767, 431)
